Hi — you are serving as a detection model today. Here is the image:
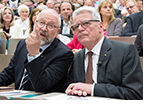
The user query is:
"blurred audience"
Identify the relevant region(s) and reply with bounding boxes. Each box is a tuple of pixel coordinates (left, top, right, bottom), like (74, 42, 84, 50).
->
(29, 8, 41, 33)
(126, 0, 139, 15)
(0, 6, 15, 39)
(121, 11, 143, 36)
(59, 1, 74, 38)
(98, 0, 122, 36)
(10, 4, 29, 38)
(0, 6, 15, 53)
(136, 0, 143, 11)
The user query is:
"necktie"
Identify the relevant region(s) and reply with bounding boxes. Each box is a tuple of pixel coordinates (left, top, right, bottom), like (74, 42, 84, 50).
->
(85, 51, 93, 84)
(19, 70, 29, 90)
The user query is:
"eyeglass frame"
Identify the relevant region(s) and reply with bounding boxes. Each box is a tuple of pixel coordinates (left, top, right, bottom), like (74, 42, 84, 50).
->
(71, 20, 100, 31)
(126, 5, 135, 10)
(36, 20, 59, 30)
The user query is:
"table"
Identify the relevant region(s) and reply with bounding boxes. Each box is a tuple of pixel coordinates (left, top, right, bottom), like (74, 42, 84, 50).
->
(0, 87, 118, 100)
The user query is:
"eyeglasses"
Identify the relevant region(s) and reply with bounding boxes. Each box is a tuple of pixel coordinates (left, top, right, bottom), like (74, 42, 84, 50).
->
(71, 20, 100, 31)
(36, 20, 58, 30)
(126, 5, 135, 10)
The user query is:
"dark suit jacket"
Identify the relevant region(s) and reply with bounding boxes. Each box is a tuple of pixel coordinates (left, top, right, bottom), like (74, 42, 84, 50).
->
(135, 24, 143, 56)
(69, 37, 143, 99)
(59, 19, 73, 38)
(0, 38, 73, 93)
(121, 11, 143, 36)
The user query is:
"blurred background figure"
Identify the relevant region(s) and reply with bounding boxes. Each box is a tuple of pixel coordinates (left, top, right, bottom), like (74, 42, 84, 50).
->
(59, 1, 74, 38)
(29, 8, 41, 33)
(0, 6, 15, 53)
(136, 0, 143, 11)
(10, 4, 29, 38)
(53, 1, 61, 14)
(84, 0, 95, 7)
(46, 0, 54, 8)
(126, 0, 139, 15)
(98, 0, 122, 36)
(0, 3, 4, 9)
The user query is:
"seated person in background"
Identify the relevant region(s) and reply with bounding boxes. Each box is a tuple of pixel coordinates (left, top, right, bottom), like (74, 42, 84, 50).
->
(59, 1, 74, 38)
(0, 6, 15, 39)
(10, 4, 30, 38)
(29, 8, 42, 34)
(134, 24, 143, 56)
(0, 6, 15, 53)
(98, 0, 123, 36)
(121, 11, 143, 36)
(126, 0, 139, 15)
(67, 34, 84, 54)
(0, 9, 73, 93)
(65, 6, 143, 99)
(136, 0, 143, 11)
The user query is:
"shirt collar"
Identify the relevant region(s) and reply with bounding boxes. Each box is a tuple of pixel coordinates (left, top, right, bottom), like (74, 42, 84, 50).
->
(40, 43, 51, 52)
(85, 36, 105, 55)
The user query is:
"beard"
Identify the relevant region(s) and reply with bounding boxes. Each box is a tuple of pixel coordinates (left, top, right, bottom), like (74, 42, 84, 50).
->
(40, 31, 56, 46)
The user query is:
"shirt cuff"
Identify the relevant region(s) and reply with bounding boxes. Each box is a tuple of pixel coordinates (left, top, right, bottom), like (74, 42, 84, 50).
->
(27, 53, 41, 62)
(91, 83, 95, 96)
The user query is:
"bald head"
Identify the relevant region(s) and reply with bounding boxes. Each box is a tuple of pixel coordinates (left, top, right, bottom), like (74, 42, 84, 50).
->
(36, 8, 61, 27)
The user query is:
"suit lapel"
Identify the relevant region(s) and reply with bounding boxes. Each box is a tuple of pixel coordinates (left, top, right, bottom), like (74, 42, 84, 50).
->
(97, 38, 111, 83)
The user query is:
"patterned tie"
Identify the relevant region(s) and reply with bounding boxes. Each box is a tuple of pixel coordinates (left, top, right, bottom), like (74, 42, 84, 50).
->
(85, 51, 93, 84)
(19, 70, 29, 90)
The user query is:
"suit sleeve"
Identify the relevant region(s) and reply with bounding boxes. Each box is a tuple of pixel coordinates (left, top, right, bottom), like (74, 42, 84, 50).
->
(121, 17, 136, 36)
(94, 44, 143, 99)
(25, 48, 73, 93)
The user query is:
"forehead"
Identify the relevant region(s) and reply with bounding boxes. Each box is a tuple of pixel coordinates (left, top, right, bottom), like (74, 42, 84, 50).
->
(126, 1, 135, 6)
(102, 2, 112, 6)
(61, 2, 72, 9)
(74, 11, 92, 22)
(38, 11, 59, 23)
(20, 8, 28, 12)
(4, 8, 11, 12)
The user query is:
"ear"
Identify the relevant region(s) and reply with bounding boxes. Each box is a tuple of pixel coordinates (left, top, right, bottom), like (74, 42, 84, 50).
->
(57, 28, 61, 34)
(98, 22, 104, 33)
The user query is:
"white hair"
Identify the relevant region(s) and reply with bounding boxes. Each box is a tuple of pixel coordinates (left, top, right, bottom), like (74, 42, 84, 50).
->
(18, 4, 29, 15)
(36, 8, 61, 27)
(72, 6, 101, 23)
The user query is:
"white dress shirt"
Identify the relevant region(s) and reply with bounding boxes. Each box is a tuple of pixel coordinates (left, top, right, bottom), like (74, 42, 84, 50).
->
(10, 18, 29, 38)
(27, 44, 51, 62)
(62, 21, 70, 35)
(84, 36, 104, 95)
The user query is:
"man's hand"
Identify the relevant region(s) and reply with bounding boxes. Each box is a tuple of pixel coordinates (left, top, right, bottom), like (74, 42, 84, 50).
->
(65, 83, 93, 96)
(25, 24, 41, 56)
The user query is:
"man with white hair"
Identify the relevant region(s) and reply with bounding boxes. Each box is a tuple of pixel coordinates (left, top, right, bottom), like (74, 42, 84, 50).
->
(65, 6, 143, 99)
(0, 8, 73, 93)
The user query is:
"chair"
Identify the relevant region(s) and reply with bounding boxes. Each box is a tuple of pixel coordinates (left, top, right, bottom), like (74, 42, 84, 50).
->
(0, 54, 13, 72)
(8, 38, 24, 55)
(0, 31, 6, 54)
(109, 36, 136, 44)
(140, 57, 143, 70)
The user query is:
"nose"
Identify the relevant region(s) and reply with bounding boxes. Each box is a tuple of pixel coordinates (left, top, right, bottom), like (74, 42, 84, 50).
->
(41, 25, 47, 31)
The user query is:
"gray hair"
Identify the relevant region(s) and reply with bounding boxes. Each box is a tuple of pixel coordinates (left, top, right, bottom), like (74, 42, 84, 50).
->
(18, 4, 29, 15)
(36, 8, 61, 27)
(72, 6, 101, 23)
